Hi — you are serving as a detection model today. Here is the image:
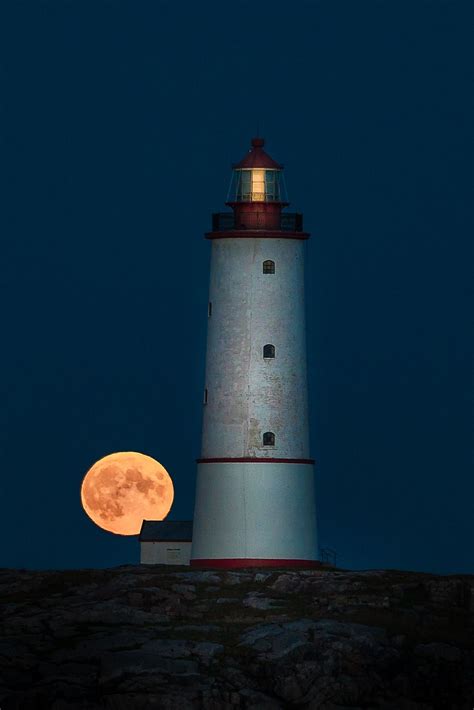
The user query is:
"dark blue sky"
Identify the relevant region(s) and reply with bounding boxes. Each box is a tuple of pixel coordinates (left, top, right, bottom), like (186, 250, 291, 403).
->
(1, 1, 472, 573)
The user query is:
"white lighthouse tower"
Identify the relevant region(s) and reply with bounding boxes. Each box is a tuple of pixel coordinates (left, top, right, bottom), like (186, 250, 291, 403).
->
(191, 137, 318, 568)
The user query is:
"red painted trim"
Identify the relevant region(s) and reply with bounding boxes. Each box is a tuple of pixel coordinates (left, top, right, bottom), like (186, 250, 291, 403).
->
(225, 201, 290, 209)
(196, 457, 315, 464)
(190, 558, 322, 569)
(205, 231, 309, 240)
(141, 539, 192, 543)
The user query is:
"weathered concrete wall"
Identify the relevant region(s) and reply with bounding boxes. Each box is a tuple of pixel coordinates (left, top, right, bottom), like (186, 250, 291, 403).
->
(191, 462, 317, 560)
(140, 541, 192, 565)
(201, 238, 310, 459)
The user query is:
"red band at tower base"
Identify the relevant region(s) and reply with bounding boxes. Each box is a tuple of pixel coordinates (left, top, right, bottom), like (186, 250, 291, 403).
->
(190, 558, 322, 569)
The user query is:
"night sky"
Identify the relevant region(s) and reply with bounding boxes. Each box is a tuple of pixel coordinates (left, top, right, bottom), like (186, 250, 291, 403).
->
(1, 1, 472, 574)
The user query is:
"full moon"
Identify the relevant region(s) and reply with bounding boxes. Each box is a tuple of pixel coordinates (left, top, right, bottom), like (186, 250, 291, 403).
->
(81, 451, 174, 536)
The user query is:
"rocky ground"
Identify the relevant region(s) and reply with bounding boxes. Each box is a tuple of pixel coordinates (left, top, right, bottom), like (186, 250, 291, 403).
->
(0, 565, 473, 709)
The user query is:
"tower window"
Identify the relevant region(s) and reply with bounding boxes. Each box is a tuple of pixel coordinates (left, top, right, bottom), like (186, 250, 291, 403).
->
(263, 344, 275, 359)
(204, 388, 208, 404)
(263, 260, 275, 274)
(263, 431, 275, 446)
(208, 302, 212, 317)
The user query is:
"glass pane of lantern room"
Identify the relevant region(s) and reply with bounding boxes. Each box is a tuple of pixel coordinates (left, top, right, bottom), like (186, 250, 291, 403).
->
(238, 171, 251, 201)
(265, 171, 275, 200)
(251, 169, 265, 201)
(269, 170, 281, 201)
(274, 172, 281, 200)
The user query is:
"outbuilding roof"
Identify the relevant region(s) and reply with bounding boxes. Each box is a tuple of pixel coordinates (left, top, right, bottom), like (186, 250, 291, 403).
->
(139, 520, 193, 542)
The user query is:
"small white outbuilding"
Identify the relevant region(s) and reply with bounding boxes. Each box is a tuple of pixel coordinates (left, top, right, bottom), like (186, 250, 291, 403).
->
(139, 520, 193, 565)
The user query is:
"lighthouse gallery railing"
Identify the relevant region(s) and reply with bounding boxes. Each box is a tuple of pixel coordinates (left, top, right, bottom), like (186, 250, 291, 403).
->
(211, 212, 304, 232)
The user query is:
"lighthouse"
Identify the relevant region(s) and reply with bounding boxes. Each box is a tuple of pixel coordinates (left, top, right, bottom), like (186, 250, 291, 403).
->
(191, 137, 318, 568)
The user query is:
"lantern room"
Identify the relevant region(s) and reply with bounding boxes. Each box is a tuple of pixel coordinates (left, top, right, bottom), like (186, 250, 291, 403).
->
(226, 138, 288, 205)
(222, 137, 290, 231)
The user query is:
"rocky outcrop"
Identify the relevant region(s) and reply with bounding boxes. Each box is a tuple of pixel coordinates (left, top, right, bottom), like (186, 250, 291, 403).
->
(0, 565, 473, 709)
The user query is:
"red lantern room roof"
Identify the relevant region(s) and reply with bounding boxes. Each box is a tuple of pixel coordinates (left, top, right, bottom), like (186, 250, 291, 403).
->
(233, 137, 283, 170)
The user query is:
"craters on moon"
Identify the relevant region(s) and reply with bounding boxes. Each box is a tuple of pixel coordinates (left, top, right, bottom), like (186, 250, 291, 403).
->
(80, 452, 174, 536)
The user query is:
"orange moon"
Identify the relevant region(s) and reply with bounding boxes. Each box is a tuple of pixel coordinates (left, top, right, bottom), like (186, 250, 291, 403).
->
(80, 452, 174, 535)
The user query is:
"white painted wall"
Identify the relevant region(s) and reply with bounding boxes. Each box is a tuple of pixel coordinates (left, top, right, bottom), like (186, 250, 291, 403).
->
(191, 461, 318, 560)
(201, 238, 310, 458)
(192, 234, 318, 564)
(140, 541, 192, 565)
